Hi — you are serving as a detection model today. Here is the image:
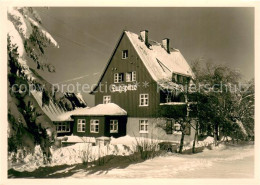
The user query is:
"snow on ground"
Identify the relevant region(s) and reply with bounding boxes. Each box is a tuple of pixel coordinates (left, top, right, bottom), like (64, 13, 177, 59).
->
(70, 144, 254, 178)
(8, 135, 165, 172)
(8, 140, 134, 172)
(8, 135, 236, 174)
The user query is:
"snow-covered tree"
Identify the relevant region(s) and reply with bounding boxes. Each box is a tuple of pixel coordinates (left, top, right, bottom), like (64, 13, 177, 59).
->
(7, 7, 86, 159)
(190, 58, 254, 145)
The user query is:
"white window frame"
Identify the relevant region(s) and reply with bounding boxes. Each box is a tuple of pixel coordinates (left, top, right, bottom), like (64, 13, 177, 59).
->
(118, 73, 123, 82)
(139, 94, 149, 106)
(56, 122, 70, 133)
(103, 95, 111, 104)
(114, 73, 119, 83)
(77, 119, 86, 132)
(139, 120, 148, 133)
(90, 119, 99, 133)
(114, 73, 123, 83)
(110, 120, 118, 133)
(126, 72, 132, 82)
(122, 50, 128, 59)
(132, 71, 136, 81)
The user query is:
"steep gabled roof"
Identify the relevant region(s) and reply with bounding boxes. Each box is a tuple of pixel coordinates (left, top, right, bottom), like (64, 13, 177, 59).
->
(90, 30, 194, 94)
(125, 31, 195, 81)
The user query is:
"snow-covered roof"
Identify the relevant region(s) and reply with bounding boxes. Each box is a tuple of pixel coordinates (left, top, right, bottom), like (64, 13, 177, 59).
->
(125, 31, 195, 81)
(31, 90, 126, 121)
(30, 90, 67, 122)
(70, 103, 127, 116)
(160, 102, 186, 106)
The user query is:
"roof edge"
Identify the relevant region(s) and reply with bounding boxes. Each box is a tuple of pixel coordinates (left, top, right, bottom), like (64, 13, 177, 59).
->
(90, 30, 127, 94)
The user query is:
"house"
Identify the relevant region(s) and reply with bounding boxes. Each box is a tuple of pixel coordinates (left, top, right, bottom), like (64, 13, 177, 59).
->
(31, 30, 197, 143)
(71, 103, 127, 138)
(87, 30, 197, 142)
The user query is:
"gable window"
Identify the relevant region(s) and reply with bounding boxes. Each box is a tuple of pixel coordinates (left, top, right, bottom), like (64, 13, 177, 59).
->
(132, 71, 136, 81)
(77, 119, 86, 132)
(110, 120, 118, 133)
(114, 73, 124, 83)
(122, 50, 128, 59)
(125, 71, 136, 82)
(126, 72, 132, 82)
(90, 119, 99, 133)
(139, 120, 148, 133)
(56, 122, 70, 133)
(139, 94, 149, 106)
(103, 95, 111, 104)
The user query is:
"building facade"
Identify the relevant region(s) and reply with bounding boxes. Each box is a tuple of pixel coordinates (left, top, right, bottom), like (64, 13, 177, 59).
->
(90, 30, 197, 142)
(32, 30, 197, 143)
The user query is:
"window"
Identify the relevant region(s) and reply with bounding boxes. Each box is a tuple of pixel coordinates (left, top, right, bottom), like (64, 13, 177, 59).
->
(139, 120, 148, 133)
(166, 93, 172, 103)
(178, 75, 183, 83)
(132, 71, 136, 81)
(103, 96, 111, 104)
(90, 119, 99, 133)
(77, 119, 86, 132)
(56, 122, 70, 133)
(114, 73, 119, 83)
(139, 94, 149, 106)
(110, 120, 118, 133)
(114, 73, 124, 83)
(125, 71, 136, 82)
(122, 50, 128, 59)
(126, 72, 132, 82)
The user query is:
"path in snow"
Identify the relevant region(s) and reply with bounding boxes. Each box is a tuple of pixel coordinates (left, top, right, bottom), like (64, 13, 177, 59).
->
(71, 144, 254, 178)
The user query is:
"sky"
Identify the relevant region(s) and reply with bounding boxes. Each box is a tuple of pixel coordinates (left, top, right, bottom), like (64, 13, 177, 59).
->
(34, 7, 254, 106)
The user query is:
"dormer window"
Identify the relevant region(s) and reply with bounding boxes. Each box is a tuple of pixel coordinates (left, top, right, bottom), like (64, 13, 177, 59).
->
(122, 50, 128, 59)
(172, 73, 189, 84)
(178, 75, 183, 83)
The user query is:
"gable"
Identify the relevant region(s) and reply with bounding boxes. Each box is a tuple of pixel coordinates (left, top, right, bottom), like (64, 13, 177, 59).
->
(90, 30, 195, 94)
(90, 30, 154, 94)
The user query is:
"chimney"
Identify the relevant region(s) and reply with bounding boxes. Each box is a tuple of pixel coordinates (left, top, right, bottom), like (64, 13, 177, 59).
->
(162, 38, 170, 53)
(140, 30, 148, 46)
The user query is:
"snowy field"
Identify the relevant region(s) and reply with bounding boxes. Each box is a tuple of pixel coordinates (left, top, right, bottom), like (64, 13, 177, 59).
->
(70, 144, 254, 178)
(8, 135, 254, 178)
